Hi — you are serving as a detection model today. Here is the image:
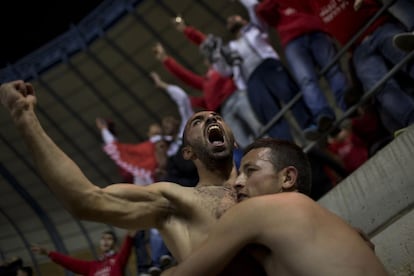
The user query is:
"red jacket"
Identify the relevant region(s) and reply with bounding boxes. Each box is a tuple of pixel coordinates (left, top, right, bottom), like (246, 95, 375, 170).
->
(103, 140, 158, 184)
(280, 0, 390, 46)
(256, 0, 327, 47)
(162, 26, 237, 111)
(48, 235, 133, 276)
(328, 131, 368, 173)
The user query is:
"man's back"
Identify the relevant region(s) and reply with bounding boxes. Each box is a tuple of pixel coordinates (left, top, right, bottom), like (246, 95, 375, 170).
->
(167, 192, 387, 276)
(244, 193, 387, 275)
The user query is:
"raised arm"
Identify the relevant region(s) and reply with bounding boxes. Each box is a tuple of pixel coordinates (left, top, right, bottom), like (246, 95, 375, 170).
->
(0, 80, 172, 229)
(32, 244, 92, 275)
(172, 16, 206, 45)
(153, 43, 204, 90)
(150, 72, 194, 137)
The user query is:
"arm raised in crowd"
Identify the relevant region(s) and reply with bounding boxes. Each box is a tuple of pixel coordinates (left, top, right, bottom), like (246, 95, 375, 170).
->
(0, 80, 175, 229)
(172, 16, 206, 45)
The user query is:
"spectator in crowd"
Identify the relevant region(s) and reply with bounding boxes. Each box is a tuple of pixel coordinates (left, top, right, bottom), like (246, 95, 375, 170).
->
(153, 41, 262, 149)
(326, 120, 369, 173)
(149, 72, 199, 187)
(354, 0, 414, 31)
(171, 17, 264, 149)
(31, 230, 134, 276)
(163, 138, 386, 276)
(218, 0, 312, 141)
(256, 0, 350, 140)
(283, 0, 414, 135)
(96, 119, 172, 275)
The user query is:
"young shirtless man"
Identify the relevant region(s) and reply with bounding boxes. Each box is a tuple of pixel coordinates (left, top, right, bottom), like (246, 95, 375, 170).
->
(0, 80, 263, 275)
(165, 138, 388, 276)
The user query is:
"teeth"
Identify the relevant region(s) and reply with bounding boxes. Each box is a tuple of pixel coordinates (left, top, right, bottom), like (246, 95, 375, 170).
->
(208, 125, 220, 133)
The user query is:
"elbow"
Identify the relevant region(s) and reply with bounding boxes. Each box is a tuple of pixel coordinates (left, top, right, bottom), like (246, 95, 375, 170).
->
(65, 188, 103, 220)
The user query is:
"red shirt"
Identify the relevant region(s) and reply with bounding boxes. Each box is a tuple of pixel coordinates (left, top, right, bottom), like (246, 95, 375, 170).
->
(256, 0, 327, 47)
(163, 57, 236, 111)
(162, 26, 237, 111)
(281, 0, 390, 46)
(328, 130, 368, 173)
(103, 140, 158, 184)
(48, 235, 133, 276)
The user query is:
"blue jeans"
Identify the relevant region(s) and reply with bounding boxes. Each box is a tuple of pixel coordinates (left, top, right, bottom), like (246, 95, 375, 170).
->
(221, 89, 263, 148)
(353, 23, 414, 132)
(149, 228, 170, 268)
(134, 229, 170, 271)
(284, 32, 348, 122)
(134, 230, 151, 273)
(247, 58, 311, 141)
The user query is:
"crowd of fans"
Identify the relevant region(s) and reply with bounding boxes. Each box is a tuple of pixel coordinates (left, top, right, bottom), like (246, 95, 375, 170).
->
(2, 0, 413, 275)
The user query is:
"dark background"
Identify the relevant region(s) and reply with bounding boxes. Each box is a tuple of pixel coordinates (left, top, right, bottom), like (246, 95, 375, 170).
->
(0, 1, 103, 68)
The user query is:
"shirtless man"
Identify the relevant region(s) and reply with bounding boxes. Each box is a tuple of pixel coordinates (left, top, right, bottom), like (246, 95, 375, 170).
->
(166, 138, 387, 276)
(0, 80, 263, 275)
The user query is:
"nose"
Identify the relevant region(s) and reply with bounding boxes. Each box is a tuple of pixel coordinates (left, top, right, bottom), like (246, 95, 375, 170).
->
(232, 174, 245, 191)
(206, 114, 218, 125)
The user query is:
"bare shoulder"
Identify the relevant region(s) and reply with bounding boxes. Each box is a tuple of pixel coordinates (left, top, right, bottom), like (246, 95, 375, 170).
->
(236, 193, 315, 214)
(227, 193, 322, 232)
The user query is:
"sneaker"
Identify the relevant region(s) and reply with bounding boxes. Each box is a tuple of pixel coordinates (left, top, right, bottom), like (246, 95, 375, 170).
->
(160, 254, 173, 268)
(393, 32, 414, 52)
(148, 266, 162, 276)
(394, 127, 408, 138)
(303, 125, 321, 141)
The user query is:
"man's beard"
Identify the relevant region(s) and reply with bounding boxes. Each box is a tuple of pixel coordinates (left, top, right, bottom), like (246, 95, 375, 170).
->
(193, 139, 233, 171)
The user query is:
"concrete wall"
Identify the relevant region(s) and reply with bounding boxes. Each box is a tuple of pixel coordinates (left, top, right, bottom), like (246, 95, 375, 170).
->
(318, 125, 414, 275)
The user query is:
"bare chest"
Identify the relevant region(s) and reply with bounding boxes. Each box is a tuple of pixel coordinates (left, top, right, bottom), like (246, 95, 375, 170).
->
(194, 186, 238, 219)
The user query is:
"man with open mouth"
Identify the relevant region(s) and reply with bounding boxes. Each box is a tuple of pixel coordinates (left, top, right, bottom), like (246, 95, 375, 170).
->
(0, 81, 264, 276)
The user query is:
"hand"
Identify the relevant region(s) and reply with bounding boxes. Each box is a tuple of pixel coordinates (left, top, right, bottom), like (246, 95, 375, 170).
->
(96, 117, 108, 130)
(0, 80, 37, 119)
(153, 43, 167, 61)
(354, 0, 364, 11)
(149, 71, 168, 90)
(172, 16, 186, 32)
(31, 244, 50, 256)
(150, 71, 162, 87)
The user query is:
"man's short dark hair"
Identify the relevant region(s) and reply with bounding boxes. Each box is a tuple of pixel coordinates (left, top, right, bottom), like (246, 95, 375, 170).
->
(102, 230, 118, 244)
(243, 138, 312, 195)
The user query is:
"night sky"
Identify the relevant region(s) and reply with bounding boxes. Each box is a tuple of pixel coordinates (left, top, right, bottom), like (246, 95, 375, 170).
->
(0, 1, 103, 68)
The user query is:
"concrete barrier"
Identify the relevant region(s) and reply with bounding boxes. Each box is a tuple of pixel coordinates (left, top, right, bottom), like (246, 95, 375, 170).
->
(318, 125, 414, 275)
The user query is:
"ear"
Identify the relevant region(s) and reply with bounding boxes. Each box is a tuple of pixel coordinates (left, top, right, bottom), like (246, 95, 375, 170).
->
(182, 145, 195, 160)
(281, 166, 298, 192)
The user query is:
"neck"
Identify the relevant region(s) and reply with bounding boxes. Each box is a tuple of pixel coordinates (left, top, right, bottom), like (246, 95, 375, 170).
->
(196, 160, 237, 188)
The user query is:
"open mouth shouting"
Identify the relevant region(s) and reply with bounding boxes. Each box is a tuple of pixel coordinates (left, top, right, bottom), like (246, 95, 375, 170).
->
(207, 124, 225, 147)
